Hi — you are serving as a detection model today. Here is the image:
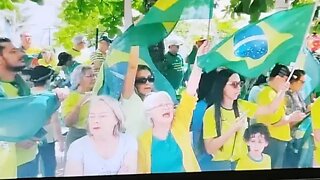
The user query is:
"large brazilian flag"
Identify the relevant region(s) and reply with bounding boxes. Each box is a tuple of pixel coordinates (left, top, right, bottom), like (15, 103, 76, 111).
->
(198, 3, 316, 78)
(93, 0, 214, 102)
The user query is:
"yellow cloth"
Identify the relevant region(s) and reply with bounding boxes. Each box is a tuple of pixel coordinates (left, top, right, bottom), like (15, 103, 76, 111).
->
(312, 97, 320, 165)
(138, 91, 200, 173)
(0, 83, 19, 178)
(311, 97, 320, 129)
(16, 145, 38, 166)
(236, 153, 271, 170)
(203, 99, 257, 161)
(61, 91, 90, 129)
(0, 142, 17, 179)
(38, 58, 58, 69)
(24, 47, 41, 55)
(256, 86, 291, 141)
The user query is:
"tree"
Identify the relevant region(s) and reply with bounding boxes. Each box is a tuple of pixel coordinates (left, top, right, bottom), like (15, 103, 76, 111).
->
(54, 0, 144, 50)
(225, 0, 314, 23)
(0, 0, 43, 10)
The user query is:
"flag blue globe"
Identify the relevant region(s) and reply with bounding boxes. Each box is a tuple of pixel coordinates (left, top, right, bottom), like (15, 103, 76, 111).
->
(233, 25, 268, 59)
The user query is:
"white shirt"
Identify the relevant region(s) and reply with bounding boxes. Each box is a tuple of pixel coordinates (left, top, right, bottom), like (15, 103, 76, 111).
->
(66, 133, 137, 176)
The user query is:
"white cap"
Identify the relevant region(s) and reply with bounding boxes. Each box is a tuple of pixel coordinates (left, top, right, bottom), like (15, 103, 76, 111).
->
(167, 39, 182, 46)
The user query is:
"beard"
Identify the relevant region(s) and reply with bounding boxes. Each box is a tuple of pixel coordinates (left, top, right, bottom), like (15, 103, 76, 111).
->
(6, 64, 26, 72)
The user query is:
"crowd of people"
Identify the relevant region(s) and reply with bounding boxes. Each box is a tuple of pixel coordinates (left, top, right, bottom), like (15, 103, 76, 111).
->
(0, 30, 320, 179)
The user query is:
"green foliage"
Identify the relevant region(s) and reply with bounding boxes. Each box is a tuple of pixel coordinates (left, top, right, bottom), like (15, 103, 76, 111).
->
(54, 0, 144, 50)
(0, 0, 43, 10)
(214, 18, 238, 38)
(229, 0, 275, 23)
(0, 0, 17, 10)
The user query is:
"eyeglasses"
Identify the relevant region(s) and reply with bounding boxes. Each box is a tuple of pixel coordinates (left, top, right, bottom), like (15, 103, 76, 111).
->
(226, 81, 244, 88)
(147, 103, 174, 111)
(135, 76, 155, 84)
(84, 74, 96, 78)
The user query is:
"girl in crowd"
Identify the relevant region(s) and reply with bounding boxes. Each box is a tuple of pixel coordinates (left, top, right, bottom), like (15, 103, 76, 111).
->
(121, 46, 155, 137)
(64, 95, 137, 176)
(283, 69, 313, 168)
(61, 65, 96, 157)
(29, 66, 64, 177)
(137, 41, 211, 173)
(202, 68, 289, 171)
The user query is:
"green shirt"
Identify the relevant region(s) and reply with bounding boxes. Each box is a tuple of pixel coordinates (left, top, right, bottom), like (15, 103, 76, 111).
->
(162, 52, 184, 90)
(151, 132, 185, 173)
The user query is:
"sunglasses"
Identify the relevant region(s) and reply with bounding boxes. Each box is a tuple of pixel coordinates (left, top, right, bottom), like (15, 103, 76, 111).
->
(135, 76, 155, 84)
(226, 81, 244, 88)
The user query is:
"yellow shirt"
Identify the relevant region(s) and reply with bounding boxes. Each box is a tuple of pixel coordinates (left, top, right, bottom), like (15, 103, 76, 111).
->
(0, 83, 18, 178)
(61, 91, 90, 129)
(256, 86, 291, 141)
(312, 97, 320, 165)
(203, 99, 257, 161)
(236, 153, 271, 170)
(138, 91, 200, 173)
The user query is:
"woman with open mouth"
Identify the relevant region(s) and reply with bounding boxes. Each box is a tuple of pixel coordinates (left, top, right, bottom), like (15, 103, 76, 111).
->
(137, 41, 212, 174)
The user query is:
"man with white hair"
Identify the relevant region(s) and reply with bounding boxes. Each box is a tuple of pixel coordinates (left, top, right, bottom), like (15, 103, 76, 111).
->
(19, 32, 42, 68)
(68, 34, 91, 65)
(160, 39, 184, 92)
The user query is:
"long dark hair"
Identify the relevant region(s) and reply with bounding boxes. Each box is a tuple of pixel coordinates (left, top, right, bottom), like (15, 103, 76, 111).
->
(206, 69, 239, 137)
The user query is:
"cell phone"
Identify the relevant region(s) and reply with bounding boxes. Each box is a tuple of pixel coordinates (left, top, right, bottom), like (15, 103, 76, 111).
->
(33, 128, 47, 139)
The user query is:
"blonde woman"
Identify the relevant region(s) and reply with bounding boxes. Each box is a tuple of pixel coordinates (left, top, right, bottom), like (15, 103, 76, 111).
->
(64, 95, 137, 176)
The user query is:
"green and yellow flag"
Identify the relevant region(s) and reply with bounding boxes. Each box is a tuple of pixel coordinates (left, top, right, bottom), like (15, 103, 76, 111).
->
(198, 3, 315, 78)
(94, 0, 214, 102)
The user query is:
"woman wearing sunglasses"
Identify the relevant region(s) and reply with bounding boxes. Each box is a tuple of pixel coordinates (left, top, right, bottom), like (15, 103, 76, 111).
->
(202, 68, 290, 171)
(120, 46, 155, 138)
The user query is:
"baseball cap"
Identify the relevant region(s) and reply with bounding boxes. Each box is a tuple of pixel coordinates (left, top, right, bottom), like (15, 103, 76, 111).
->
(29, 66, 55, 82)
(99, 35, 113, 43)
(167, 39, 182, 46)
(57, 52, 72, 66)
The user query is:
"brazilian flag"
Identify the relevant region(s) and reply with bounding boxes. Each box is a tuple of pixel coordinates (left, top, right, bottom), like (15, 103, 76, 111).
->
(0, 93, 60, 142)
(198, 3, 316, 78)
(93, 0, 214, 102)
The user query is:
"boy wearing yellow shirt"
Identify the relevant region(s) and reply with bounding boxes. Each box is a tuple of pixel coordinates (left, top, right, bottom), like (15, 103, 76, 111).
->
(236, 123, 271, 170)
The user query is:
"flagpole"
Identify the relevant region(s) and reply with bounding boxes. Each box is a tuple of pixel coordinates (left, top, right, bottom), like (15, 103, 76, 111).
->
(206, 0, 214, 40)
(287, 2, 318, 82)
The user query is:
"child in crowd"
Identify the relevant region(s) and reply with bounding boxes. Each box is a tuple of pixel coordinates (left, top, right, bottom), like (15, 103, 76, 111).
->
(236, 123, 271, 170)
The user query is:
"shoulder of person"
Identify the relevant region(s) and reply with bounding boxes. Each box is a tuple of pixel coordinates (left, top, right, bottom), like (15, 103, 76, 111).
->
(70, 135, 90, 149)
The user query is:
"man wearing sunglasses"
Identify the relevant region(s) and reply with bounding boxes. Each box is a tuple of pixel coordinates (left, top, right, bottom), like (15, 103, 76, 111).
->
(256, 64, 307, 169)
(160, 39, 184, 92)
